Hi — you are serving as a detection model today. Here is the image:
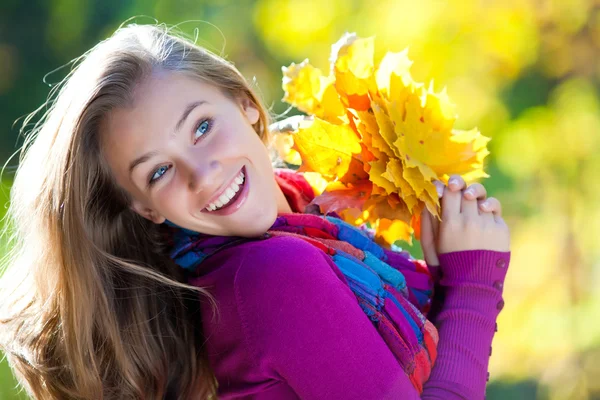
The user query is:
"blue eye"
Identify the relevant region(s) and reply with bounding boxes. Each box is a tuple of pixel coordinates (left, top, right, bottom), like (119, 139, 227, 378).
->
(150, 165, 170, 184)
(194, 119, 212, 142)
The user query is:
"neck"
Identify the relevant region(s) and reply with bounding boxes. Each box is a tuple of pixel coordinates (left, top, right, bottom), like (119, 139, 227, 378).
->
(275, 183, 293, 214)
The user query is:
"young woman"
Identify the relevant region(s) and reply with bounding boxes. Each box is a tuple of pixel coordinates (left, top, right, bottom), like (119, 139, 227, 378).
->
(0, 24, 510, 399)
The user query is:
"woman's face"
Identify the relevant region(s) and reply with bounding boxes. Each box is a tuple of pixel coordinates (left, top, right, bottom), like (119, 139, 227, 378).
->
(101, 71, 286, 237)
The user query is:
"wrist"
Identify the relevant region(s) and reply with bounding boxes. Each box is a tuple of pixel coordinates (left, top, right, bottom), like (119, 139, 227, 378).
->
(438, 250, 510, 286)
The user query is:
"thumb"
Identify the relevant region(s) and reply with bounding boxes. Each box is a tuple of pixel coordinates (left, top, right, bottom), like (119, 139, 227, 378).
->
(420, 209, 439, 267)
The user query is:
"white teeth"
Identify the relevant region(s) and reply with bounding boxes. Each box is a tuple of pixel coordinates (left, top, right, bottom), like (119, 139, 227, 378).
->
(218, 193, 229, 205)
(205, 169, 246, 212)
(234, 173, 244, 185)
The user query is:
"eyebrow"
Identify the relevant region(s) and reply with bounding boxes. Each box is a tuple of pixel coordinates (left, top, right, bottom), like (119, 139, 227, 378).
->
(175, 100, 208, 133)
(128, 100, 208, 176)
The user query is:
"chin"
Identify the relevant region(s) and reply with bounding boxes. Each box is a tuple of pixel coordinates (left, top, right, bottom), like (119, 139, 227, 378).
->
(236, 205, 278, 237)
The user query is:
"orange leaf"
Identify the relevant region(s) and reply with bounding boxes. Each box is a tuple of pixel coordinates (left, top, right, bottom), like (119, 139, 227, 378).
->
(310, 180, 372, 215)
(375, 218, 413, 246)
(411, 211, 422, 241)
(339, 147, 370, 184)
(365, 196, 412, 224)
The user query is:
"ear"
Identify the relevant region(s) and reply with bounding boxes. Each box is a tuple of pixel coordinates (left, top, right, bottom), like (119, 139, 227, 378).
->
(240, 97, 260, 125)
(130, 199, 166, 224)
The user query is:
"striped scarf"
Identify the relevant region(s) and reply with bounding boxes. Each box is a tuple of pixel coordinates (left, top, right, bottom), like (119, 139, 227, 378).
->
(165, 171, 439, 393)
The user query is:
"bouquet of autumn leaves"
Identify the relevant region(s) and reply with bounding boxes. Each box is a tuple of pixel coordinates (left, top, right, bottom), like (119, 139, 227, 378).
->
(273, 33, 491, 247)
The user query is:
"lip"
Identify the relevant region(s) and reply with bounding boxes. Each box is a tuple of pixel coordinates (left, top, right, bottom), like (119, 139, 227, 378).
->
(200, 166, 249, 216)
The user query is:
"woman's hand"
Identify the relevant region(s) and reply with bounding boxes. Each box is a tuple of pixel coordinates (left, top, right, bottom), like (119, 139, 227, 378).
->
(269, 115, 312, 134)
(420, 175, 509, 266)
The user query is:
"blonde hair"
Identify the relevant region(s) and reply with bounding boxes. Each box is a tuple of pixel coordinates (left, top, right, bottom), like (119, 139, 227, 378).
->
(0, 23, 272, 399)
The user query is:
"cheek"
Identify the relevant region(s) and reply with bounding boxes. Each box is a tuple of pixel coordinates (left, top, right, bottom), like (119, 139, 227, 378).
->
(239, 126, 269, 162)
(254, 137, 274, 172)
(155, 181, 188, 215)
(218, 120, 265, 162)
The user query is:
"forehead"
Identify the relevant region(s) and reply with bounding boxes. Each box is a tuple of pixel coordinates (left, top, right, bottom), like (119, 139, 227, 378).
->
(104, 71, 223, 136)
(133, 71, 223, 110)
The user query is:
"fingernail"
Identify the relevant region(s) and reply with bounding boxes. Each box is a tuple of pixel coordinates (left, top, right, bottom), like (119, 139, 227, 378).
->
(436, 185, 444, 198)
(465, 189, 474, 197)
(449, 178, 459, 186)
(481, 201, 490, 209)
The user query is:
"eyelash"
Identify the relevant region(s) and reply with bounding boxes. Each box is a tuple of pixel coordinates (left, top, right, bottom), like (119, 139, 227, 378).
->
(147, 117, 214, 187)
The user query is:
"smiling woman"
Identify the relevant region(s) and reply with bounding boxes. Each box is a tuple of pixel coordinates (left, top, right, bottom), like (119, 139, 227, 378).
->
(0, 24, 280, 399)
(101, 72, 290, 236)
(0, 23, 510, 400)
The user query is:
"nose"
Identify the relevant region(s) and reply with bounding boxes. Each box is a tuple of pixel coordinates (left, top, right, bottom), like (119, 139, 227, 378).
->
(184, 157, 223, 193)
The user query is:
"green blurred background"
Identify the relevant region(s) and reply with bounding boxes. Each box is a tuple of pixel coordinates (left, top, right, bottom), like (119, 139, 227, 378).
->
(1, 0, 599, 399)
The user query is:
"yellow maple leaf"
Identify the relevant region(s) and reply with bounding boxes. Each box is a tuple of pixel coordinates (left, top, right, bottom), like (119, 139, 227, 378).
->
(332, 33, 377, 111)
(375, 49, 414, 99)
(282, 59, 346, 123)
(371, 98, 399, 158)
(369, 158, 397, 195)
(384, 78, 490, 185)
(292, 118, 362, 179)
(355, 110, 390, 163)
(382, 159, 420, 213)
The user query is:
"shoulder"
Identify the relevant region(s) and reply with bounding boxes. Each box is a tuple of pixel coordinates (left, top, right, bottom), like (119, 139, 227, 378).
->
(229, 235, 359, 357)
(232, 235, 347, 296)
(237, 234, 327, 263)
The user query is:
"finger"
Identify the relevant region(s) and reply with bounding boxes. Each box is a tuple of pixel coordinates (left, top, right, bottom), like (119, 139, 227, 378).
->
(420, 207, 432, 241)
(463, 183, 487, 201)
(479, 197, 502, 217)
(494, 215, 508, 230)
(430, 209, 440, 239)
(477, 199, 495, 222)
(433, 180, 445, 198)
(441, 183, 463, 220)
(269, 115, 311, 133)
(420, 209, 439, 267)
(447, 175, 467, 192)
(461, 191, 480, 217)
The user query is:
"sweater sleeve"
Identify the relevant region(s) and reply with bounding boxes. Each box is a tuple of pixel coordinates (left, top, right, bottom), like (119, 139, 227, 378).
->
(233, 237, 509, 400)
(422, 250, 510, 399)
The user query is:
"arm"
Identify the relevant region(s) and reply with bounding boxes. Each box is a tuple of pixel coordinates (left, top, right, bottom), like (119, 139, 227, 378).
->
(422, 250, 509, 399)
(423, 174, 511, 399)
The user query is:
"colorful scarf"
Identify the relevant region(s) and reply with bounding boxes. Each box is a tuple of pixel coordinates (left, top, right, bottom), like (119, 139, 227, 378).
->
(165, 169, 439, 393)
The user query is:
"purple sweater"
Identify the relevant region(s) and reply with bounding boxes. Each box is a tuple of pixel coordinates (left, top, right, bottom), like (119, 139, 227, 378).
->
(189, 235, 510, 399)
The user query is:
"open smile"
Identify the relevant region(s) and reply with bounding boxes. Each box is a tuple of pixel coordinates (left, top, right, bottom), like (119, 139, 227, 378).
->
(201, 166, 249, 216)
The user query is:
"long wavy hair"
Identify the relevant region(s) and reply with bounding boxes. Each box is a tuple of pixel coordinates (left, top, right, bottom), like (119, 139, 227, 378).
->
(0, 23, 271, 399)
